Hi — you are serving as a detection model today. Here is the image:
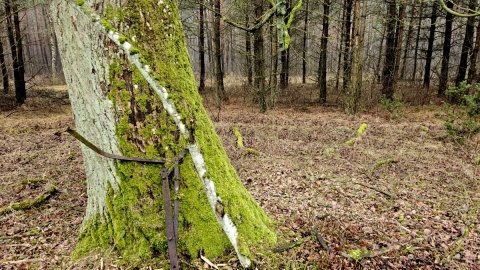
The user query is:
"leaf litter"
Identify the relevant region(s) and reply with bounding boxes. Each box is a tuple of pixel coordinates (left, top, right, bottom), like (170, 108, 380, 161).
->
(0, 87, 479, 269)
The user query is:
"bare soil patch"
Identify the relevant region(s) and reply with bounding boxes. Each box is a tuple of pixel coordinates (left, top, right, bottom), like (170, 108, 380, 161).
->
(0, 86, 479, 269)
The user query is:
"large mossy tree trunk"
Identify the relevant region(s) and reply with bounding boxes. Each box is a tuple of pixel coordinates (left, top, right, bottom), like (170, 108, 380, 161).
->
(51, 0, 275, 268)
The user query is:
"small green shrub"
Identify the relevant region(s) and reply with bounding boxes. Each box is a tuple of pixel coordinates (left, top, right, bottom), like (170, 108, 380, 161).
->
(379, 96, 404, 119)
(443, 81, 480, 144)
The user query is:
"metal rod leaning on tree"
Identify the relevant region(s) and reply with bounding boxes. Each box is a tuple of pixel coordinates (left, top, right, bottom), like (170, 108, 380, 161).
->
(65, 127, 189, 269)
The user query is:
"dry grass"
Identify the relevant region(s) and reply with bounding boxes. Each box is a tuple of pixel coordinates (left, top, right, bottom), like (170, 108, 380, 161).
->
(0, 84, 479, 269)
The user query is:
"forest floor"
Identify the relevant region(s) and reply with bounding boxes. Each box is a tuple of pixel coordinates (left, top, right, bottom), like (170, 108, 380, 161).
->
(0, 84, 479, 269)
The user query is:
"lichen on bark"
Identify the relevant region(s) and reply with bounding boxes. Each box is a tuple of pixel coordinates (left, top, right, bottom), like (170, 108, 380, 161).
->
(52, 0, 276, 267)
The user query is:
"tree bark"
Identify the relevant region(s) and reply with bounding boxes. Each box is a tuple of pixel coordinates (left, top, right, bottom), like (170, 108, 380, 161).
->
(412, 1, 424, 81)
(268, 14, 278, 108)
(253, 0, 267, 112)
(400, 2, 415, 80)
(374, 22, 386, 83)
(0, 37, 8, 94)
(394, 1, 407, 80)
(245, 12, 253, 86)
(439, 0, 454, 95)
(51, 0, 275, 268)
(45, 4, 58, 84)
(5, 0, 26, 104)
(213, 0, 227, 105)
(318, 0, 330, 104)
(423, 3, 437, 88)
(467, 15, 480, 84)
(455, 0, 477, 86)
(302, 0, 308, 84)
(382, 0, 398, 99)
(198, 0, 206, 92)
(343, 0, 353, 93)
(280, 49, 288, 89)
(346, 0, 367, 114)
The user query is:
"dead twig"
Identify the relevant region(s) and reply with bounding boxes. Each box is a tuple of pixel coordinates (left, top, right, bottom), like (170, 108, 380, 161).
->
(357, 176, 396, 199)
(313, 227, 332, 253)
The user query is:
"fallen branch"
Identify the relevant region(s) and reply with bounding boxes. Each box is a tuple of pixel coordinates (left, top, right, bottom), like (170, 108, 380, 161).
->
(313, 227, 332, 253)
(0, 185, 57, 215)
(353, 178, 396, 199)
(2, 258, 44, 264)
(272, 238, 305, 253)
(341, 244, 401, 260)
(232, 127, 263, 156)
(370, 158, 398, 172)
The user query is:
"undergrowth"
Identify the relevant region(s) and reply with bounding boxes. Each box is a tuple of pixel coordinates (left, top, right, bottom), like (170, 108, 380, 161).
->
(442, 81, 480, 144)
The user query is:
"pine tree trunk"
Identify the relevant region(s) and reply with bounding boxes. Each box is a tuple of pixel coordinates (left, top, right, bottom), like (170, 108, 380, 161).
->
(467, 17, 480, 84)
(335, 0, 347, 90)
(318, 0, 330, 104)
(245, 13, 253, 86)
(269, 15, 278, 108)
(455, 0, 476, 86)
(382, 0, 398, 99)
(213, 0, 227, 105)
(374, 22, 386, 84)
(5, 0, 26, 104)
(253, 0, 267, 112)
(394, 2, 407, 80)
(0, 38, 8, 94)
(412, 2, 424, 81)
(51, 0, 276, 268)
(346, 0, 367, 114)
(198, 0, 206, 92)
(439, 1, 454, 95)
(343, 0, 353, 92)
(423, 3, 437, 89)
(400, 3, 415, 80)
(302, 0, 308, 84)
(280, 49, 288, 89)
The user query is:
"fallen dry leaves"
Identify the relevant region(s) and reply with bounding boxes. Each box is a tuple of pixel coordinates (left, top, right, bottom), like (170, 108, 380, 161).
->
(1, 87, 479, 269)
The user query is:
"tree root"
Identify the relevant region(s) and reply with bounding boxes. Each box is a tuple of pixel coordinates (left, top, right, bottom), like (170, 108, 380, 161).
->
(0, 185, 57, 215)
(232, 127, 264, 155)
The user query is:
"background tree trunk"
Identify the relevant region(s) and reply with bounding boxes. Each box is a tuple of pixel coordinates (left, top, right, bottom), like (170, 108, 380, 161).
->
(400, 2, 415, 80)
(0, 38, 8, 94)
(382, 0, 398, 99)
(439, 0, 454, 95)
(394, 1, 407, 80)
(412, 2, 424, 81)
(343, 0, 353, 92)
(253, 0, 267, 112)
(5, 0, 26, 104)
(346, 0, 367, 114)
(318, 0, 330, 104)
(245, 12, 253, 86)
(198, 0, 206, 92)
(51, 0, 276, 267)
(213, 0, 227, 105)
(423, 3, 437, 89)
(455, 0, 477, 86)
(467, 17, 480, 84)
(302, 0, 308, 84)
(269, 14, 278, 108)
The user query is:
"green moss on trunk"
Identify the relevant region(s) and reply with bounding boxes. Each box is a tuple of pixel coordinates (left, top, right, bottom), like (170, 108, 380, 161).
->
(63, 0, 275, 266)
